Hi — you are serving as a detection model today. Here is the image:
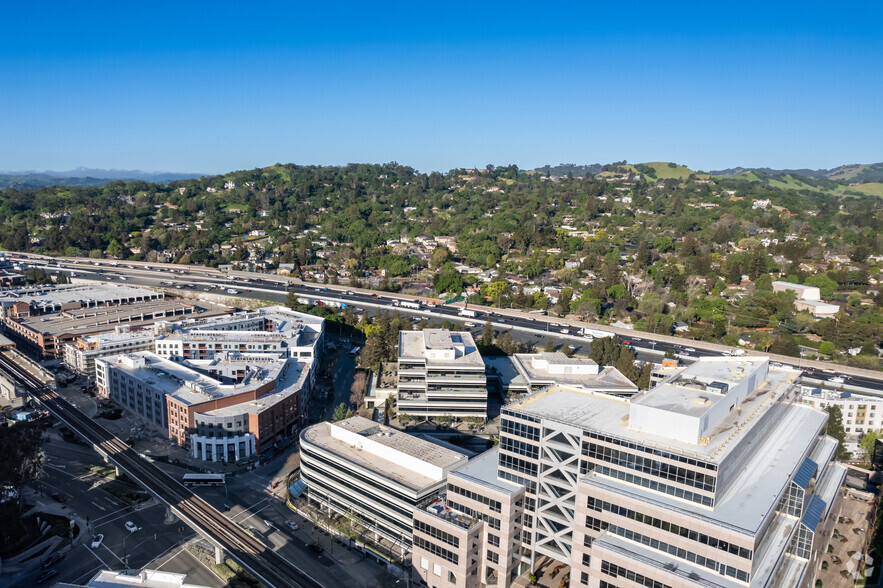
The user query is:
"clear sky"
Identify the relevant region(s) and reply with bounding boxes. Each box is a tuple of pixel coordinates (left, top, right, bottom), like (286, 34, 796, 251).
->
(2, 1, 881, 175)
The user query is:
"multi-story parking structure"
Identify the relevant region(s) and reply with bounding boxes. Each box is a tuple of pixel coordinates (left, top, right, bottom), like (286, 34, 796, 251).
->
(96, 350, 311, 461)
(415, 357, 846, 588)
(300, 416, 469, 554)
(397, 329, 488, 419)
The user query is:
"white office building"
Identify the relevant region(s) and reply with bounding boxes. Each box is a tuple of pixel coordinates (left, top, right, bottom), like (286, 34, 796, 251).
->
(397, 329, 488, 419)
(300, 416, 469, 550)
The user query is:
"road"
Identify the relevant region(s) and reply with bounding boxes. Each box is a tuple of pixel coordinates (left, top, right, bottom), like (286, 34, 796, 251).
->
(11, 252, 883, 391)
(0, 349, 324, 588)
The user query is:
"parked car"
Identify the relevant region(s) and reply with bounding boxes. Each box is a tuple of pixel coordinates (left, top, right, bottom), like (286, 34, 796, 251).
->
(125, 521, 138, 533)
(91, 534, 104, 548)
(285, 521, 299, 531)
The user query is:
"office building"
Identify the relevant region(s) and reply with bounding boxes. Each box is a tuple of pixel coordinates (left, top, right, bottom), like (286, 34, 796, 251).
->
(300, 416, 469, 551)
(397, 329, 488, 419)
(96, 351, 311, 461)
(413, 357, 846, 588)
(487, 352, 637, 396)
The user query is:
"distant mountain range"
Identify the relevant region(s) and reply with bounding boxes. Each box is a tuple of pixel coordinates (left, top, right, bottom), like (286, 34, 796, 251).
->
(0, 167, 205, 189)
(709, 162, 883, 184)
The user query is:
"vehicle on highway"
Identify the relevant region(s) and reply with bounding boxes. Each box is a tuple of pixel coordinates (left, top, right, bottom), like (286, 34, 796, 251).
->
(632, 337, 642, 341)
(43, 552, 65, 568)
(497, 318, 506, 323)
(91, 534, 104, 548)
(346, 290, 354, 295)
(568, 344, 576, 351)
(560, 329, 569, 334)
(770, 362, 783, 367)
(119, 276, 127, 280)
(285, 521, 299, 531)
(622, 340, 631, 345)
(36, 568, 58, 583)
(183, 473, 226, 487)
(464, 322, 476, 327)
(828, 377, 845, 384)
(673, 344, 682, 348)
(308, 543, 324, 555)
(226, 289, 239, 294)
(125, 521, 139, 533)
(685, 347, 696, 352)
(822, 368, 836, 374)
(371, 294, 379, 299)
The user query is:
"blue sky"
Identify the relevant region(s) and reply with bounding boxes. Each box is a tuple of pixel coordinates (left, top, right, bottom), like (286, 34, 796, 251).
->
(2, 1, 881, 174)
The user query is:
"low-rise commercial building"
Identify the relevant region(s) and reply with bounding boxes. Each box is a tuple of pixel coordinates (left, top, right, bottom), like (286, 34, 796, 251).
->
(397, 330, 488, 419)
(96, 351, 311, 461)
(772, 281, 821, 301)
(300, 416, 469, 551)
(487, 352, 637, 396)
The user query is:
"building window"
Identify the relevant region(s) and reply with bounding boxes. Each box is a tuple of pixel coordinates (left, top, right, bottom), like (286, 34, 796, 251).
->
(487, 534, 500, 548)
(486, 550, 499, 564)
(581, 572, 589, 585)
(433, 563, 441, 576)
(421, 557, 429, 570)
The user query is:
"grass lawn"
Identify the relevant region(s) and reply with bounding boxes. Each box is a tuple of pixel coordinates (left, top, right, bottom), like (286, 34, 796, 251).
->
(851, 182, 883, 197)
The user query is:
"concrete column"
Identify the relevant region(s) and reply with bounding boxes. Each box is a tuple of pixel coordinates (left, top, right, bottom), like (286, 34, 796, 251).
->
(214, 545, 224, 565)
(234, 439, 240, 461)
(115, 466, 122, 477)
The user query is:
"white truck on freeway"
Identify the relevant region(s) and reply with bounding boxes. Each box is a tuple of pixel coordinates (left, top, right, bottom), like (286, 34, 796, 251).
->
(458, 308, 477, 318)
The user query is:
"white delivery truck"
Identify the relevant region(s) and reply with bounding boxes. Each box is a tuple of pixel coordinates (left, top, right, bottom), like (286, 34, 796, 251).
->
(399, 301, 421, 309)
(458, 308, 477, 318)
(582, 328, 614, 339)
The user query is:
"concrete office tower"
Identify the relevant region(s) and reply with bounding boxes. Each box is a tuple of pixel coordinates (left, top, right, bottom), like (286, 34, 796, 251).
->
(397, 329, 488, 419)
(300, 416, 469, 553)
(414, 357, 846, 588)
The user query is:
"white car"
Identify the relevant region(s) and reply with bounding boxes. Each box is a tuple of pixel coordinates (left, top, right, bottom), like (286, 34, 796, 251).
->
(285, 521, 299, 531)
(685, 347, 696, 352)
(125, 521, 138, 533)
(90, 534, 104, 548)
(560, 329, 569, 334)
(464, 322, 476, 328)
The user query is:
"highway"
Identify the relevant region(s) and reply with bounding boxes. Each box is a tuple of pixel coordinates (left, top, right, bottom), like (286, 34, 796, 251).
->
(0, 349, 323, 588)
(11, 252, 883, 391)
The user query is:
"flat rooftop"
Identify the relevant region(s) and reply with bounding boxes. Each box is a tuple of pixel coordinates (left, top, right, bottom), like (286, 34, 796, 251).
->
(504, 353, 637, 391)
(100, 351, 305, 410)
(14, 300, 230, 337)
(303, 416, 468, 493)
(506, 365, 801, 462)
(399, 329, 484, 367)
(76, 329, 156, 346)
(450, 447, 523, 496)
(632, 356, 769, 418)
(83, 568, 209, 588)
(582, 401, 827, 534)
(0, 283, 160, 309)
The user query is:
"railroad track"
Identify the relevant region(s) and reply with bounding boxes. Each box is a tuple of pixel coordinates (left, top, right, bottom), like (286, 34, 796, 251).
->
(0, 351, 323, 588)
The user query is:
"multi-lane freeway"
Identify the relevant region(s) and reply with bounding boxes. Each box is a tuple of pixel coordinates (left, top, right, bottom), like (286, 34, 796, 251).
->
(11, 253, 883, 392)
(0, 349, 322, 588)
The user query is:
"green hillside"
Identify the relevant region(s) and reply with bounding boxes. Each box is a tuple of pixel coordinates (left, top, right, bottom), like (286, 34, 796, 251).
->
(628, 162, 706, 181)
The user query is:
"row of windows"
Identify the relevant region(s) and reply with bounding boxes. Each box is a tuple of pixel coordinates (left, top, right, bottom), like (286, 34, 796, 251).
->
(447, 484, 502, 513)
(586, 497, 752, 560)
(413, 536, 458, 565)
(584, 443, 716, 493)
(414, 520, 459, 549)
(500, 436, 540, 460)
(302, 450, 415, 520)
(498, 469, 536, 493)
(486, 549, 499, 564)
(499, 453, 538, 478)
(446, 499, 500, 531)
(600, 561, 672, 588)
(610, 526, 750, 583)
(500, 409, 541, 425)
(501, 418, 540, 441)
(585, 515, 609, 532)
(586, 431, 717, 471)
(597, 466, 714, 507)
